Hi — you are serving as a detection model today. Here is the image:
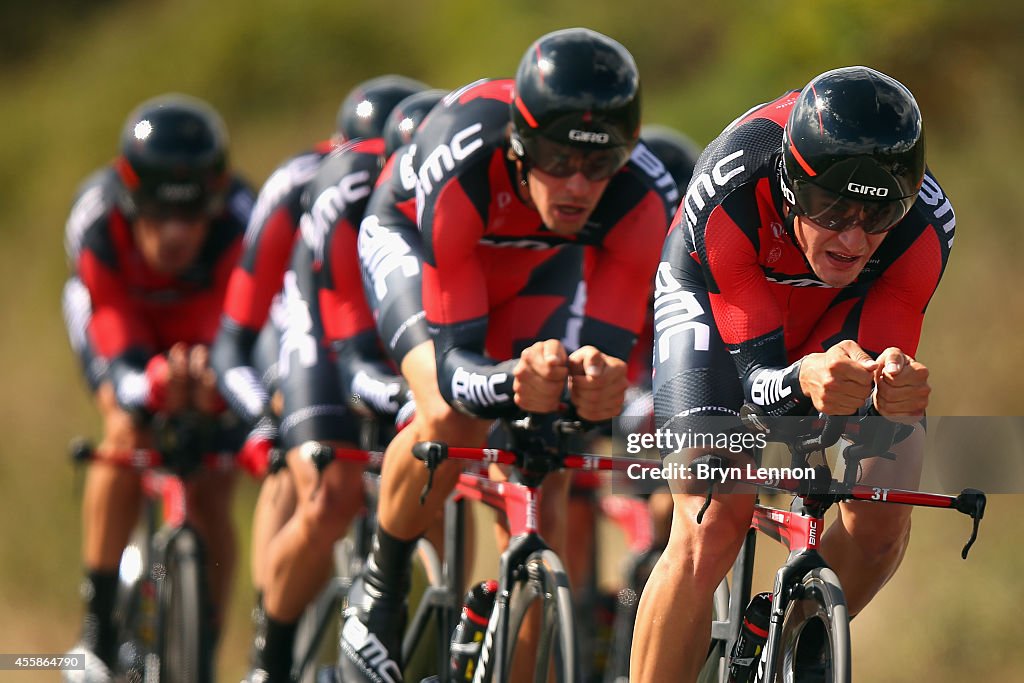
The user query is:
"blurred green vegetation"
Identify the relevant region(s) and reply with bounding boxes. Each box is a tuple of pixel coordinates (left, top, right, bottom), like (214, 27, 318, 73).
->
(1, 1, 1022, 681)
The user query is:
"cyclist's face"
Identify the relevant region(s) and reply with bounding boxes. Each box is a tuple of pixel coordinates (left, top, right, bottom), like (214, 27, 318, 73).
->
(526, 166, 611, 235)
(794, 215, 888, 287)
(132, 213, 210, 275)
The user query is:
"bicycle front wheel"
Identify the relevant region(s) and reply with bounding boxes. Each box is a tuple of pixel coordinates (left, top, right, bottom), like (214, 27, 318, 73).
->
(157, 528, 210, 683)
(775, 567, 850, 683)
(505, 550, 581, 683)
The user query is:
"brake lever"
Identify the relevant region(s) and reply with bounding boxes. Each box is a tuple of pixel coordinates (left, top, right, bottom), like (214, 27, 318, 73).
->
(690, 454, 728, 524)
(300, 442, 334, 501)
(954, 489, 986, 559)
(412, 441, 448, 505)
(696, 481, 715, 524)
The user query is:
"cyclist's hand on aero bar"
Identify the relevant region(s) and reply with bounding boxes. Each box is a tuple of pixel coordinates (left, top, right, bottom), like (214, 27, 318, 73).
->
(164, 342, 192, 414)
(799, 339, 878, 415)
(188, 344, 225, 415)
(872, 347, 930, 420)
(514, 339, 570, 414)
(567, 345, 628, 422)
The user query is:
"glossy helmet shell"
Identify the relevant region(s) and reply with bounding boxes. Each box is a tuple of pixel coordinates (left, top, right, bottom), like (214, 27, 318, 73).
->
(383, 89, 446, 158)
(783, 66, 925, 204)
(336, 75, 430, 141)
(510, 28, 641, 154)
(116, 93, 229, 217)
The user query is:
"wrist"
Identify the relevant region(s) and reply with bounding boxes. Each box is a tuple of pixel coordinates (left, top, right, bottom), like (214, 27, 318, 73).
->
(144, 354, 170, 412)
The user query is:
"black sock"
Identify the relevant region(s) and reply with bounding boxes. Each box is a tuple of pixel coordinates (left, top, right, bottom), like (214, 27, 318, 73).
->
(257, 614, 297, 681)
(364, 528, 418, 600)
(81, 569, 119, 668)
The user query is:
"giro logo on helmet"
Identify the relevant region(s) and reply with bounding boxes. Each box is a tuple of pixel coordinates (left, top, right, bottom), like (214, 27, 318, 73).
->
(157, 183, 201, 202)
(847, 182, 890, 197)
(568, 129, 610, 144)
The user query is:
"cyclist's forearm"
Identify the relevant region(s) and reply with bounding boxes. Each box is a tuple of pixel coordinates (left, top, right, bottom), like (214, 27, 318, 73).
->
(332, 333, 408, 415)
(436, 347, 519, 419)
(108, 351, 165, 415)
(211, 318, 269, 424)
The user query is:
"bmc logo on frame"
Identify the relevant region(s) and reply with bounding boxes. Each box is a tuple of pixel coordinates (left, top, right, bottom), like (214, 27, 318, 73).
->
(568, 129, 609, 144)
(847, 182, 889, 197)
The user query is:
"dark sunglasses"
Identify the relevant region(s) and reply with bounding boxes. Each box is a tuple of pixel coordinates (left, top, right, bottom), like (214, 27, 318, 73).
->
(521, 136, 631, 181)
(789, 178, 914, 235)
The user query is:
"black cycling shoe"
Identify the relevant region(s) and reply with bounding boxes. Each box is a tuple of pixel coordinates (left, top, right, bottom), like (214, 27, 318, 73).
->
(337, 573, 407, 683)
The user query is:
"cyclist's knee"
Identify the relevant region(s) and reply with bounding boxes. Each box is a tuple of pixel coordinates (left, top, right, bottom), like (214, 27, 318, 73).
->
(416, 399, 484, 441)
(187, 470, 237, 528)
(840, 502, 913, 561)
(296, 459, 365, 543)
(95, 383, 149, 451)
(663, 493, 752, 591)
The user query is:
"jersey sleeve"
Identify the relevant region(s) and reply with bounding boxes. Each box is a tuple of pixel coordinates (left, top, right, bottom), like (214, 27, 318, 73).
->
(700, 199, 808, 416)
(212, 155, 318, 423)
(75, 225, 165, 413)
(422, 155, 519, 418)
(315, 146, 410, 416)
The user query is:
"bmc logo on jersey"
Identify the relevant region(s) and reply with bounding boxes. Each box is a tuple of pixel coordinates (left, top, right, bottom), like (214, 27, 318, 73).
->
(653, 262, 711, 363)
(750, 367, 792, 406)
(847, 182, 889, 197)
(418, 123, 485, 195)
(451, 367, 508, 407)
(301, 169, 373, 263)
(568, 129, 609, 144)
(683, 149, 746, 229)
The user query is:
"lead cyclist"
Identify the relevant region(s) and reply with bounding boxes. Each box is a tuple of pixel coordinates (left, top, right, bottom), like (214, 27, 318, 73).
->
(632, 66, 954, 682)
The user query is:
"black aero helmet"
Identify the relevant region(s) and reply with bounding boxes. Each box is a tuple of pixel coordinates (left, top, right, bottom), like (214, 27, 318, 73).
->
(641, 124, 702, 192)
(782, 66, 926, 234)
(383, 89, 446, 158)
(116, 93, 229, 218)
(511, 28, 641, 180)
(336, 75, 430, 141)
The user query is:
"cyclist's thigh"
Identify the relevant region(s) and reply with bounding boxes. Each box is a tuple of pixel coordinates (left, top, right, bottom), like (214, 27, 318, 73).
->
(647, 273, 755, 546)
(852, 420, 926, 490)
(277, 259, 362, 455)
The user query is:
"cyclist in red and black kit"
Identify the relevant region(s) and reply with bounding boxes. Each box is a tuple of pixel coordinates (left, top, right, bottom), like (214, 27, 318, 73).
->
(340, 28, 677, 683)
(206, 77, 429, 681)
(237, 88, 443, 683)
(569, 120, 702, 581)
(60, 94, 254, 681)
(632, 67, 953, 681)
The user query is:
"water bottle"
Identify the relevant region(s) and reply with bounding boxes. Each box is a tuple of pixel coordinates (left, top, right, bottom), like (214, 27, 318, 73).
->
(449, 579, 498, 681)
(728, 591, 772, 683)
